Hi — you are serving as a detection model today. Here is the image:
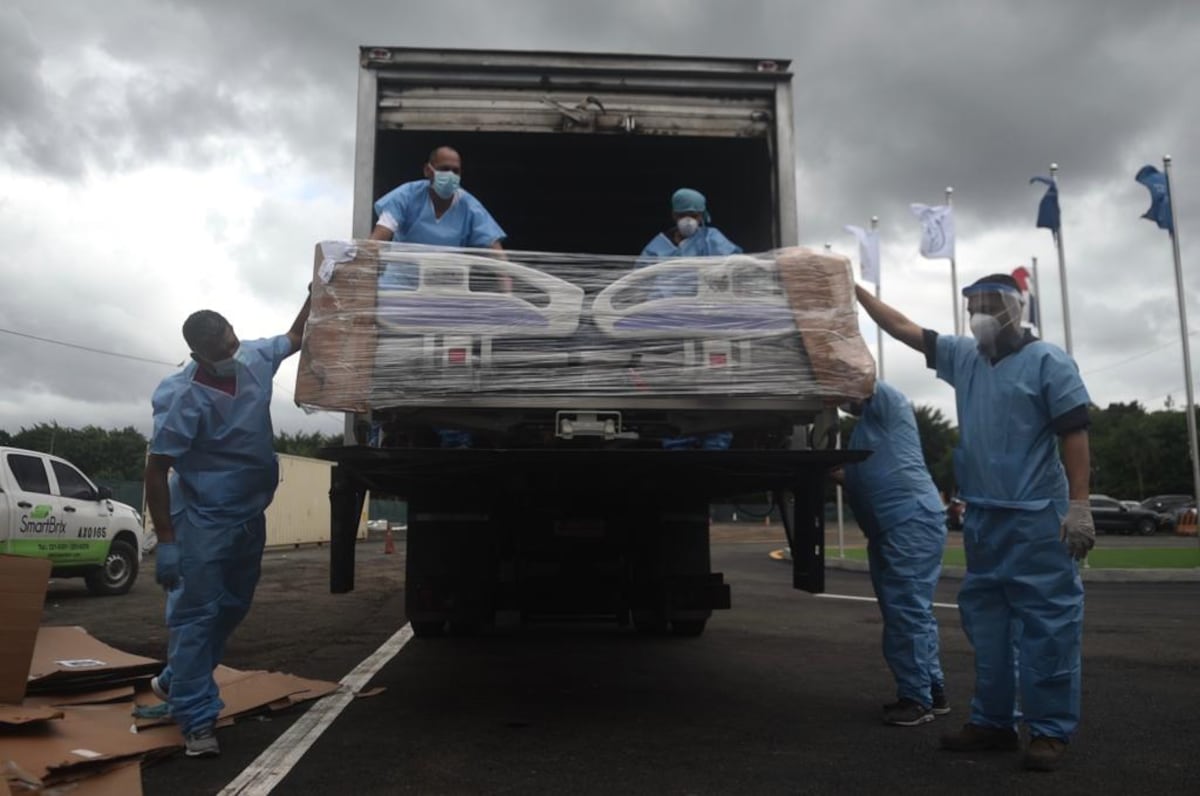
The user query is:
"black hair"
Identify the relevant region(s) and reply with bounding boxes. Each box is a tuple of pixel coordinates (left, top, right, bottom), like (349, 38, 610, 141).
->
(182, 310, 230, 355)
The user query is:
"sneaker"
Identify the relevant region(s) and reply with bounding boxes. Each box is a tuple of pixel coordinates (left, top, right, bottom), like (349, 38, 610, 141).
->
(1024, 736, 1067, 772)
(184, 726, 220, 758)
(150, 675, 169, 702)
(883, 698, 934, 727)
(940, 723, 1019, 752)
(931, 686, 951, 716)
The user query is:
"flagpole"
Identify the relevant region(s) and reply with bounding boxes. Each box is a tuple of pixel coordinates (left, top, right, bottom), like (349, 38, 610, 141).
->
(1031, 255, 1043, 336)
(872, 215, 883, 381)
(1049, 163, 1075, 356)
(1162, 154, 1200, 514)
(945, 187, 961, 335)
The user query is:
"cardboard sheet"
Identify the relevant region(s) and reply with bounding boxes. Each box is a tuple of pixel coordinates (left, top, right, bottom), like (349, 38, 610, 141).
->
(0, 557, 52, 705)
(26, 628, 160, 694)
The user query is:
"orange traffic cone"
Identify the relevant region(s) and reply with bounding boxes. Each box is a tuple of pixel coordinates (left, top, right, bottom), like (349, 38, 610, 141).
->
(384, 527, 396, 554)
(1177, 509, 1198, 537)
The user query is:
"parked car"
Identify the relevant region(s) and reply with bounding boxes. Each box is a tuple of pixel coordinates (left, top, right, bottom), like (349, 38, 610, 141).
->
(1139, 494, 1196, 532)
(1088, 495, 1160, 536)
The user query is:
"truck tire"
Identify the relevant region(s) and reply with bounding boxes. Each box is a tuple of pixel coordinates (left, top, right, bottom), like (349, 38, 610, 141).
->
(85, 539, 138, 596)
(670, 619, 707, 637)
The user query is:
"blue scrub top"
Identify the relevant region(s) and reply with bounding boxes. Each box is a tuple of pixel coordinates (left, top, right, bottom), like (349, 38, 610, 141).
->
(374, 180, 506, 291)
(150, 335, 294, 530)
(934, 334, 1090, 514)
(637, 226, 742, 298)
(844, 381, 947, 537)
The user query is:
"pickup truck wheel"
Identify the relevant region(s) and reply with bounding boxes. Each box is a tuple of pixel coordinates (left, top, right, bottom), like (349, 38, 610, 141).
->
(85, 539, 138, 596)
(1137, 517, 1157, 536)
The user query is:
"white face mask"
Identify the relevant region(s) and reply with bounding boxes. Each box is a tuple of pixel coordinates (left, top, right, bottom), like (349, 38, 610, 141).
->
(969, 313, 1002, 356)
(676, 217, 700, 238)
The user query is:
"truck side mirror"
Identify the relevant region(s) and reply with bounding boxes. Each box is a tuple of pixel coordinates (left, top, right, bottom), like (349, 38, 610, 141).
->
(97, 485, 114, 501)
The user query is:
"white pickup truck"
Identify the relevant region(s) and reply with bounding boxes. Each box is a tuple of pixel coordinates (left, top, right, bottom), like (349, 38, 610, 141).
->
(0, 446, 146, 595)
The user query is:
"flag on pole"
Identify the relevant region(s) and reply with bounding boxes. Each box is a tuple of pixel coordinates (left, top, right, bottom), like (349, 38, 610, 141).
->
(843, 224, 881, 283)
(1135, 165, 1174, 232)
(1029, 176, 1060, 233)
(909, 204, 955, 259)
(1011, 266, 1040, 331)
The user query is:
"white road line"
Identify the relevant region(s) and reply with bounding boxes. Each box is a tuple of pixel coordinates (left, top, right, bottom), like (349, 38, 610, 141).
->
(219, 623, 416, 796)
(816, 593, 959, 610)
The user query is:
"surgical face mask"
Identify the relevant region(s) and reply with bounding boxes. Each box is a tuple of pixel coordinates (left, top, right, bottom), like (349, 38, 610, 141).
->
(208, 345, 242, 378)
(676, 217, 700, 238)
(969, 313, 1002, 355)
(429, 169, 461, 199)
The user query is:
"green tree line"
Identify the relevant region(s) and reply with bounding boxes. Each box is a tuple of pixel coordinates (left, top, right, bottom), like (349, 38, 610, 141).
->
(0, 423, 341, 480)
(2, 402, 1195, 501)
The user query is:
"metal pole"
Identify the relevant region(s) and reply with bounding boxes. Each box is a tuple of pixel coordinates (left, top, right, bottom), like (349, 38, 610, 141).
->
(836, 428, 845, 559)
(872, 215, 883, 381)
(1031, 255, 1043, 338)
(1050, 163, 1074, 356)
(1162, 155, 1200, 516)
(946, 187, 960, 335)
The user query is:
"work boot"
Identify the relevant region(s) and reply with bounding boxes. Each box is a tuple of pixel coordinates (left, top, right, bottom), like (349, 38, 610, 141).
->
(1024, 736, 1067, 772)
(940, 723, 1019, 752)
(184, 726, 220, 758)
(883, 698, 934, 727)
(931, 685, 951, 716)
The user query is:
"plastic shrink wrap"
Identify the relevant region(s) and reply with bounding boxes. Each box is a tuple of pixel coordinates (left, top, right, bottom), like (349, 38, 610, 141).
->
(295, 241, 875, 418)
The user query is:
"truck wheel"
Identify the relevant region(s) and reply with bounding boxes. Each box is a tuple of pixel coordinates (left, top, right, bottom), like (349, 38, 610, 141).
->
(631, 610, 668, 635)
(85, 539, 138, 596)
(670, 619, 707, 637)
(410, 620, 446, 638)
(1137, 517, 1157, 536)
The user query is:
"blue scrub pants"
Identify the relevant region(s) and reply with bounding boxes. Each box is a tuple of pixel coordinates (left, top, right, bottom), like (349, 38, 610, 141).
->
(866, 514, 946, 705)
(959, 505, 1083, 740)
(158, 514, 267, 735)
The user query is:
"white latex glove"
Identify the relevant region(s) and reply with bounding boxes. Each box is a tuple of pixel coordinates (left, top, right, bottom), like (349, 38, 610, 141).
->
(1061, 500, 1095, 560)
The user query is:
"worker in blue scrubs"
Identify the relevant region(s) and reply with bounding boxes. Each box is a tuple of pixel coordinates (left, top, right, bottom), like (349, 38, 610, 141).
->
(638, 187, 742, 299)
(369, 145, 507, 291)
(855, 273, 1094, 772)
(833, 381, 949, 727)
(143, 289, 311, 758)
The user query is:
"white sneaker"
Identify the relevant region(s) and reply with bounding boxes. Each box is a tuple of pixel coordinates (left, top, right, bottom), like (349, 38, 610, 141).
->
(150, 675, 169, 701)
(184, 726, 220, 758)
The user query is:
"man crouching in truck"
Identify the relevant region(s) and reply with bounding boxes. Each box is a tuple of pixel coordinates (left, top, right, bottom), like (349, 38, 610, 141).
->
(142, 288, 311, 758)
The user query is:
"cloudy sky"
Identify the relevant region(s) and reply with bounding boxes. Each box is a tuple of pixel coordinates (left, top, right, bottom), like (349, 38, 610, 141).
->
(2, 0, 1199, 439)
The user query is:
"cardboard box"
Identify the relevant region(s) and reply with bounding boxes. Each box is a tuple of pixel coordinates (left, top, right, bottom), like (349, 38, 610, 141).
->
(0, 556, 52, 706)
(25, 627, 160, 694)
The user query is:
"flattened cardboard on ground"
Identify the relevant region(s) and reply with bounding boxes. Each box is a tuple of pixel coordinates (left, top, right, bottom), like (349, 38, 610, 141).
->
(0, 703, 181, 787)
(133, 666, 339, 730)
(26, 628, 159, 694)
(0, 556, 52, 705)
(22, 687, 136, 709)
(0, 706, 62, 728)
(4, 760, 141, 796)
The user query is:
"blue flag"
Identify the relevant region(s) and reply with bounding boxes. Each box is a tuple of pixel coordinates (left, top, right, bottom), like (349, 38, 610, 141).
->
(1135, 165, 1174, 232)
(1029, 176, 1060, 232)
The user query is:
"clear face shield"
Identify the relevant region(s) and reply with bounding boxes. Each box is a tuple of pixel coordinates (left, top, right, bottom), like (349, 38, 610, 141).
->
(964, 285, 1023, 357)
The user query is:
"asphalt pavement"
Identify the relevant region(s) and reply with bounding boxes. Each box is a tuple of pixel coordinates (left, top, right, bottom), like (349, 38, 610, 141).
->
(39, 532, 1200, 795)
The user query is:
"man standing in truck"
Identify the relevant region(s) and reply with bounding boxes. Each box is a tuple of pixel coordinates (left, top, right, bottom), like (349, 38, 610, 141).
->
(854, 274, 1093, 772)
(831, 381, 949, 727)
(369, 146, 507, 290)
(143, 290, 311, 758)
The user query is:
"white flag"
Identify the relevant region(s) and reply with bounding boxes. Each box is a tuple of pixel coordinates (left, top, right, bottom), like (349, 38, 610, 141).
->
(843, 225, 881, 284)
(910, 203, 955, 259)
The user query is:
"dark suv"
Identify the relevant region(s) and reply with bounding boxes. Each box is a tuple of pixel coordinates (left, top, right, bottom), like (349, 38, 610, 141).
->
(1089, 495, 1161, 536)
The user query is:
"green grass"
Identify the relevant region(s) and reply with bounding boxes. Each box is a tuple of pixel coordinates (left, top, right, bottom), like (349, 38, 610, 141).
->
(827, 546, 1200, 569)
